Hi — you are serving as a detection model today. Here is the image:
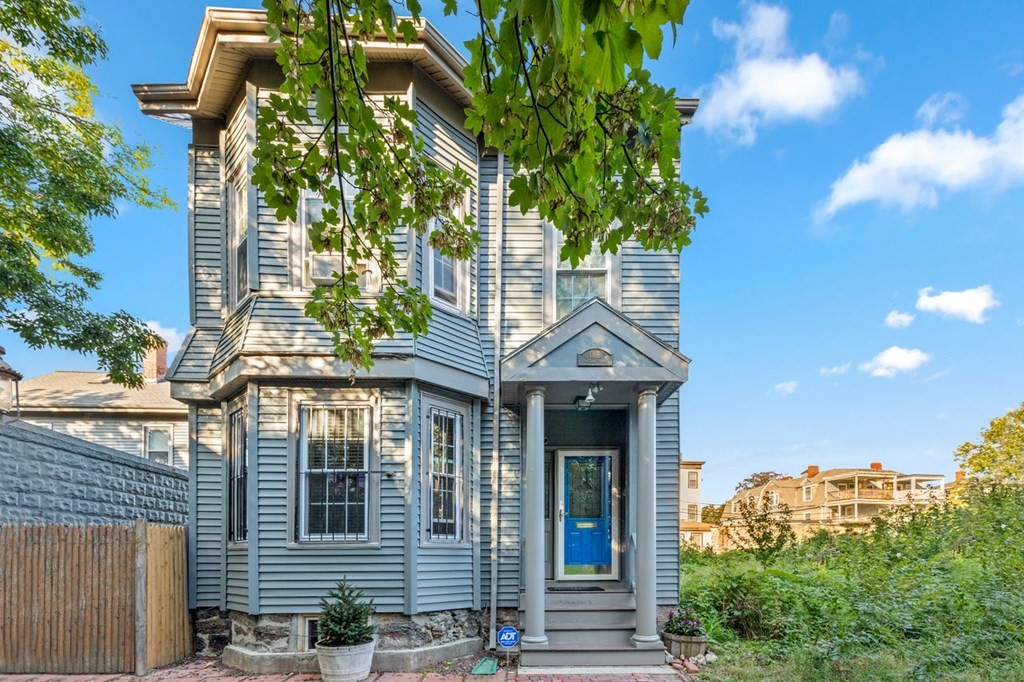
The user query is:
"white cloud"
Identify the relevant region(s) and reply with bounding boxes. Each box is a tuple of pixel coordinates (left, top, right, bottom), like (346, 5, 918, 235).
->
(774, 380, 798, 395)
(915, 92, 968, 128)
(144, 321, 185, 356)
(916, 285, 999, 323)
(824, 11, 849, 50)
(819, 363, 850, 376)
(859, 346, 930, 378)
(884, 310, 915, 328)
(818, 94, 1024, 218)
(699, 3, 863, 144)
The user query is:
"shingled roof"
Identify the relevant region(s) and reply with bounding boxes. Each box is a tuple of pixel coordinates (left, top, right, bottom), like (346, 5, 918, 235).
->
(18, 371, 185, 414)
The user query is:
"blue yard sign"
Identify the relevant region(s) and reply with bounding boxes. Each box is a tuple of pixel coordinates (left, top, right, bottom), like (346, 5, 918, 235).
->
(497, 625, 520, 649)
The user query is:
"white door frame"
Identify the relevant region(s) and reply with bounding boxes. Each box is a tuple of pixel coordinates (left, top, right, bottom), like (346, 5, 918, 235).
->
(554, 448, 620, 581)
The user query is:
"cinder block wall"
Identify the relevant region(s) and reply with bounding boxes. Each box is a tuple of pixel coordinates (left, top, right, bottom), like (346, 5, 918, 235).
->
(0, 420, 188, 525)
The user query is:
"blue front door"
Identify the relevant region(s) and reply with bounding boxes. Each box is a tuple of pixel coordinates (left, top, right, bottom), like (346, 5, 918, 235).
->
(561, 453, 614, 577)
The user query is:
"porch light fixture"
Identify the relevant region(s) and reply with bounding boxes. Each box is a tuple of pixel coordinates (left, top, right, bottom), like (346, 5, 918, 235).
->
(0, 346, 22, 419)
(574, 383, 602, 411)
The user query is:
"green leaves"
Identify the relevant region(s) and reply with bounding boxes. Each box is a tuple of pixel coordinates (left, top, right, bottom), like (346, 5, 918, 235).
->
(0, 0, 170, 386)
(259, 0, 706, 371)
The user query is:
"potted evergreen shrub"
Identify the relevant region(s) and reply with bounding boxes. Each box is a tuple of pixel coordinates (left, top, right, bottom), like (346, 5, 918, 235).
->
(315, 579, 377, 682)
(661, 606, 708, 659)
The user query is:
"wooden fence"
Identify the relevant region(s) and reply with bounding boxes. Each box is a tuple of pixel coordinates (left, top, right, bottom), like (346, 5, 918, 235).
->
(0, 520, 191, 675)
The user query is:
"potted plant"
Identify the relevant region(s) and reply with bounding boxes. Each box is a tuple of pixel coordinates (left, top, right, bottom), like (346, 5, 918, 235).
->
(661, 606, 708, 659)
(315, 579, 377, 682)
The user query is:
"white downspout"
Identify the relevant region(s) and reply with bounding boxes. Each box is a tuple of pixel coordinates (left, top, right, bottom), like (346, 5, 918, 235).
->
(487, 150, 505, 650)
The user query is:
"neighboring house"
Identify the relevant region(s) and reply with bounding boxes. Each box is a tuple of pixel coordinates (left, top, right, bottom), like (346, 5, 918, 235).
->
(715, 462, 946, 552)
(18, 346, 188, 469)
(133, 8, 694, 672)
(678, 459, 712, 549)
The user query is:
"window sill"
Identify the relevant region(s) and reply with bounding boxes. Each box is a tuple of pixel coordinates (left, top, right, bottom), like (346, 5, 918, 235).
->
(286, 541, 381, 550)
(429, 296, 469, 320)
(420, 539, 471, 550)
(227, 541, 248, 551)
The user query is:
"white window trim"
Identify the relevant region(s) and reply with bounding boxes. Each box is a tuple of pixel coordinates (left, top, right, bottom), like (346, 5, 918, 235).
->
(420, 393, 471, 546)
(143, 425, 173, 465)
(300, 615, 319, 651)
(425, 215, 471, 316)
(768, 491, 779, 507)
(543, 223, 621, 324)
(297, 188, 382, 294)
(225, 174, 252, 311)
(687, 471, 699, 489)
(297, 402, 374, 543)
(224, 396, 248, 546)
(803, 486, 812, 502)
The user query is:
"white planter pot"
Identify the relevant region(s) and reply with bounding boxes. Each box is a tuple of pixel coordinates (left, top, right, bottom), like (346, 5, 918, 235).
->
(316, 636, 377, 682)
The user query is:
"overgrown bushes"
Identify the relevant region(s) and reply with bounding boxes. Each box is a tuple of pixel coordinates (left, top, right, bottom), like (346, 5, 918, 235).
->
(680, 483, 1024, 680)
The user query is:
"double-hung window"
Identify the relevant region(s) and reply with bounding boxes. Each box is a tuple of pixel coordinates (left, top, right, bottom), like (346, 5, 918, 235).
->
(144, 427, 172, 466)
(687, 503, 699, 521)
(803, 486, 812, 502)
(427, 198, 468, 312)
(421, 395, 468, 543)
(226, 404, 247, 543)
(555, 231, 609, 319)
(226, 178, 249, 308)
(299, 405, 370, 541)
(428, 407, 463, 541)
(301, 177, 381, 292)
(687, 471, 699, 489)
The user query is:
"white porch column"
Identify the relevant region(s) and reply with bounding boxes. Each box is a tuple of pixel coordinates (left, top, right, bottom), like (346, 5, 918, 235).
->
(633, 387, 660, 646)
(522, 386, 548, 646)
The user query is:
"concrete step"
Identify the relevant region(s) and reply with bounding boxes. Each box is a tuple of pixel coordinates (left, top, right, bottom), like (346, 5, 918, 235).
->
(543, 608, 637, 628)
(520, 643, 666, 667)
(521, 590, 637, 611)
(544, 624, 636, 646)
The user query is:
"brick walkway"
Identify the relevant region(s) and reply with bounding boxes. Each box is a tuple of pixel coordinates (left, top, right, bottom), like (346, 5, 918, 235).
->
(0, 659, 689, 682)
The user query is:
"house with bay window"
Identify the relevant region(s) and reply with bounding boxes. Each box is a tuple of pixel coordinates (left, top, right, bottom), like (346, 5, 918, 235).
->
(134, 8, 695, 671)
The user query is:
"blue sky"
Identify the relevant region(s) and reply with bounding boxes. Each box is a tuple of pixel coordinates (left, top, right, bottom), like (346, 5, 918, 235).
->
(4, 1, 1022, 503)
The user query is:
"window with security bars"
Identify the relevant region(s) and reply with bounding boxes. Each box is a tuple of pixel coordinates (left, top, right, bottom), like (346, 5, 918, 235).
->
(299, 405, 370, 541)
(428, 407, 462, 541)
(555, 232, 608, 319)
(226, 406, 247, 542)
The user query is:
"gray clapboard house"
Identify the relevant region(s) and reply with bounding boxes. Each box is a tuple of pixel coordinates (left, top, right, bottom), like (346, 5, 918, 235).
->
(134, 8, 693, 670)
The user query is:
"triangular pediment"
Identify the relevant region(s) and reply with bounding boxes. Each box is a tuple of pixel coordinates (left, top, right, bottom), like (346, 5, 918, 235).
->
(501, 299, 689, 384)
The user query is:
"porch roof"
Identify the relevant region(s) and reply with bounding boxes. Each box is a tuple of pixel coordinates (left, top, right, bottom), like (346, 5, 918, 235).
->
(500, 298, 690, 405)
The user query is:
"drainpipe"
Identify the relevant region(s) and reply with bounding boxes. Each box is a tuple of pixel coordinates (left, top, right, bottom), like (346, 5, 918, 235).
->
(487, 150, 505, 650)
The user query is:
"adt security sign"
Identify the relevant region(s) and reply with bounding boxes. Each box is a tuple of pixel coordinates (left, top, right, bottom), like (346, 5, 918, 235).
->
(497, 625, 520, 649)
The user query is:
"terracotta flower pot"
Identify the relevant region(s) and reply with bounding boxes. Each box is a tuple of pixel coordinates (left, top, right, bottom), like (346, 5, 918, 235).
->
(661, 631, 707, 659)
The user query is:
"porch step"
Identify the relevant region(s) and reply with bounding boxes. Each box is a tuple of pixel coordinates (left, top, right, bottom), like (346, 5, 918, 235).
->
(520, 643, 666, 667)
(545, 625, 636, 645)
(521, 590, 637, 611)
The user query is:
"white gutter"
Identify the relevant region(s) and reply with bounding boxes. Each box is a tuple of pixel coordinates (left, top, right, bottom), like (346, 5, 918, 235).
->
(487, 150, 505, 650)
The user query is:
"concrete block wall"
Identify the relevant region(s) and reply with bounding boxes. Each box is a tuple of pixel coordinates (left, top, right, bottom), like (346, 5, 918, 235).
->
(0, 420, 188, 525)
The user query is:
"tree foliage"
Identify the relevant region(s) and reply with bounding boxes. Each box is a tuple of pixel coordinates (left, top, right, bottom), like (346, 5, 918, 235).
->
(955, 402, 1024, 482)
(0, 0, 172, 387)
(701, 503, 724, 524)
(733, 496, 795, 568)
(734, 470, 785, 493)
(257, 0, 707, 369)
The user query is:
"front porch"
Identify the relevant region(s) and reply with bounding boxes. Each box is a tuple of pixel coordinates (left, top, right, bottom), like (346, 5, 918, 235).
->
(500, 300, 690, 666)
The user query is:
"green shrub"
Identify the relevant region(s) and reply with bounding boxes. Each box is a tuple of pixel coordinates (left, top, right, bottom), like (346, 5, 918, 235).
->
(680, 484, 1024, 679)
(317, 578, 376, 647)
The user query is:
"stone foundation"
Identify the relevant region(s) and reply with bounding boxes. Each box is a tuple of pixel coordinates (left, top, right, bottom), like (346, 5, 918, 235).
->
(194, 608, 231, 656)
(221, 608, 484, 673)
(481, 608, 520, 645)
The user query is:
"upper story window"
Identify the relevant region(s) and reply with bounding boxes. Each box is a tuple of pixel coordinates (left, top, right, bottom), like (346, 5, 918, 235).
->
(555, 231, 610, 319)
(301, 178, 381, 293)
(687, 471, 699, 489)
(768, 491, 779, 507)
(426, 198, 469, 314)
(226, 177, 249, 309)
(226, 402, 247, 543)
(299, 404, 371, 542)
(686, 503, 698, 521)
(144, 427, 171, 466)
(803, 486, 812, 502)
